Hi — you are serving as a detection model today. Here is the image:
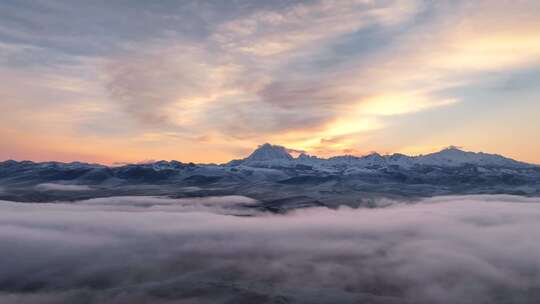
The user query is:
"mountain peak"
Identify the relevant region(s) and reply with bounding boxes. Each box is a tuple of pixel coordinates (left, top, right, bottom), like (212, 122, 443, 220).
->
(245, 143, 293, 162)
(417, 146, 527, 167)
(440, 145, 465, 153)
(297, 152, 314, 160)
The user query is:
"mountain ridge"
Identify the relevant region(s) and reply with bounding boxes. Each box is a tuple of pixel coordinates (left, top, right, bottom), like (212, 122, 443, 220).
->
(2, 144, 534, 168)
(237, 144, 534, 169)
(1, 143, 540, 205)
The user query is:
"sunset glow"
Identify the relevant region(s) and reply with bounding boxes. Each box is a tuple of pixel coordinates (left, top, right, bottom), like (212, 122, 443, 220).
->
(1, 1, 539, 164)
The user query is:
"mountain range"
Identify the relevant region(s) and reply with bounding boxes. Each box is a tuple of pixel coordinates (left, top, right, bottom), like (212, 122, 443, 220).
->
(1, 144, 539, 211)
(238, 143, 531, 168)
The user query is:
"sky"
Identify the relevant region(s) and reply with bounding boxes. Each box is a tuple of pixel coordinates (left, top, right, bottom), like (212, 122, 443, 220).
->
(0, 0, 539, 165)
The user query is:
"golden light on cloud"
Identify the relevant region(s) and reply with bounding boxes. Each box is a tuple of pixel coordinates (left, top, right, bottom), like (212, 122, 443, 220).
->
(324, 116, 382, 138)
(432, 33, 540, 71)
(357, 93, 458, 116)
(268, 116, 384, 155)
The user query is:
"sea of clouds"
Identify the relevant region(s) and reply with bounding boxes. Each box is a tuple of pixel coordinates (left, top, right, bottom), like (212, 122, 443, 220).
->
(0, 195, 539, 304)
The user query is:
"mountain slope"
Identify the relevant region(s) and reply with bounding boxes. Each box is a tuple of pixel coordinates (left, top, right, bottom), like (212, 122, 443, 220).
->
(415, 146, 528, 168)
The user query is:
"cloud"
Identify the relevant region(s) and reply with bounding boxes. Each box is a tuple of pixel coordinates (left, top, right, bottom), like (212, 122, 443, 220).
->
(2, 0, 540, 163)
(212, 0, 420, 56)
(35, 183, 92, 192)
(99, 0, 422, 142)
(0, 195, 539, 303)
(76, 195, 261, 216)
(104, 43, 239, 127)
(286, 147, 306, 155)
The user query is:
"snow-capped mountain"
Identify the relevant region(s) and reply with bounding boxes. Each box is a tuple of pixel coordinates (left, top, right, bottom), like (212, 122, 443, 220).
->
(245, 143, 294, 162)
(415, 146, 528, 168)
(0, 144, 539, 205)
(235, 144, 531, 170)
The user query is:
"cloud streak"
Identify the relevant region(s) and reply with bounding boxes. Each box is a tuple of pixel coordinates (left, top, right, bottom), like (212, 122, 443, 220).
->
(35, 183, 92, 192)
(0, 195, 539, 303)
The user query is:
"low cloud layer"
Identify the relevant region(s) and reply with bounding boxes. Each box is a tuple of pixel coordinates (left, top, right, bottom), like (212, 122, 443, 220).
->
(77, 195, 261, 216)
(0, 195, 539, 303)
(35, 183, 92, 192)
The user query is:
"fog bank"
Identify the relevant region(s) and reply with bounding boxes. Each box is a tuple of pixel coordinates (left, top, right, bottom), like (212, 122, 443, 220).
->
(35, 183, 92, 192)
(1, 195, 539, 303)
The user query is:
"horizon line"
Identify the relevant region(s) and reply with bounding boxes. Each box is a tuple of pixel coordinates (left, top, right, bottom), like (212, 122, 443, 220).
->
(2, 144, 536, 167)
